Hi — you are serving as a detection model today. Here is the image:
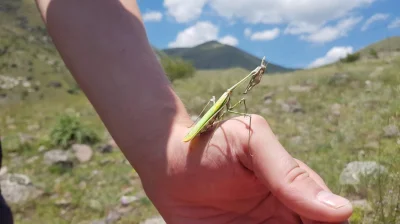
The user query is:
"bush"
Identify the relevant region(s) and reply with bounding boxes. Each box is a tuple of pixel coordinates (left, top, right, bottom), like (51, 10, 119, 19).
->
(49, 113, 99, 149)
(161, 56, 195, 83)
(369, 48, 378, 58)
(340, 52, 360, 63)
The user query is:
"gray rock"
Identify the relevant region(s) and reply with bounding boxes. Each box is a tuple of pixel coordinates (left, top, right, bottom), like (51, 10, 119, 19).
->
(331, 103, 341, 116)
(140, 216, 166, 224)
(98, 144, 113, 153)
(120, 195, 139, 206)
(72, 144, 93, 163)
(0, 166, 7, 177)
(0, 173, 42, 204)
(339, 161, 387, 185)
(263, 91, 275, 101)
(288, 85, 313, 93)
(383, 125, 399, 137)
(290, 136, 302, 145)
(279, 98, 304, 113)
(43, 149, 73, 166)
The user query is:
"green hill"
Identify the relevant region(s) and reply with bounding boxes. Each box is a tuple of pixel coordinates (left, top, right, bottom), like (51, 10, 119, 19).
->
(357, 36, 400, 57)
(162, 41, 296, 74)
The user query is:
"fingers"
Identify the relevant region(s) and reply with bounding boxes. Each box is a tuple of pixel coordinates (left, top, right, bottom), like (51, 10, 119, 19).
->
(235, 115, 353, 223)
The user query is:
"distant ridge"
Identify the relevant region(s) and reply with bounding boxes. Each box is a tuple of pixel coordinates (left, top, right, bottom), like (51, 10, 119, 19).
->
(161, 41, 296, 74)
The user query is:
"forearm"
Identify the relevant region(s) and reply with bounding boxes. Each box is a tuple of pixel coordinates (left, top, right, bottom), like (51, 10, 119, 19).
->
(34, 0, 189, 172)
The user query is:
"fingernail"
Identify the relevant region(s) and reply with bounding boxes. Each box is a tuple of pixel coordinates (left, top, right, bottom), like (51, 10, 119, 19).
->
(317, 191, 350, 209)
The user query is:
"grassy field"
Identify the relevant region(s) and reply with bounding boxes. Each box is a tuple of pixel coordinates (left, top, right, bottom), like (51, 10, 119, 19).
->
(1, 51, 400, 223)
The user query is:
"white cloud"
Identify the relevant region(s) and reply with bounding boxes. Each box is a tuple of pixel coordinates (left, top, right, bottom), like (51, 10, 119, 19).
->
(168, 21, 217, 47)
(163, 0, 208, 23)
(284, 21, 320, 35)
(208, 0, 373, 25)
(163, 0, 375, 26)
(308, 46, 353, 68)
(219, 35, 239, 46)
(361, 13, 389, 31)
(142, 11, 163, 22)
(168, 21, 238, 48)
(250, 28, 280, 41)
(388, 17, 400, 29)
(244, 28, 252, 37)
(301, 16, 363, 44)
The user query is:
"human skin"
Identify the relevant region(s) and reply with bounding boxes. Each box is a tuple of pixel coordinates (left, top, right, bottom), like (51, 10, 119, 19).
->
(34, 0, 353, 223)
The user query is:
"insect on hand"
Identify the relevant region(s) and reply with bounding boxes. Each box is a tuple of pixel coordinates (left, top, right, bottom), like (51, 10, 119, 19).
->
(183, 57, 268, 142)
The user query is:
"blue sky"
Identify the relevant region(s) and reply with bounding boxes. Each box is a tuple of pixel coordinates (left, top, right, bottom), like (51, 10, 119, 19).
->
(137, 0, 400, 69)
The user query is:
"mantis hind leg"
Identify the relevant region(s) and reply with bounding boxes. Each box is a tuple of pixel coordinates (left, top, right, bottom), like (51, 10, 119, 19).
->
(227, 98, 252, 149)
(188, 96, 216, 128)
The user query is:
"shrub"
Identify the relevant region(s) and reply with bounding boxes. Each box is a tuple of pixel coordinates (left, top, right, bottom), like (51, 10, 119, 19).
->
(49, 113, 99, 149)
(340, 52, 360, 63)
(369, 48, 378, 58)
(160, 56, 195, 83)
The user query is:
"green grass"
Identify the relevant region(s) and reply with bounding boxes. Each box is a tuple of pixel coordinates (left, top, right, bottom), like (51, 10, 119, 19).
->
(2, 53, 399, 223)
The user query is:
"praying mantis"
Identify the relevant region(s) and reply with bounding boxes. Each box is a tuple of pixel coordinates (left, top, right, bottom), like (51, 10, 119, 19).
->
(183, 57, 268, 142)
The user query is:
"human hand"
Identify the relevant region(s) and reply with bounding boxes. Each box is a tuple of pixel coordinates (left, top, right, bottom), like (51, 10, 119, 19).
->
(138, 115, 353, 224)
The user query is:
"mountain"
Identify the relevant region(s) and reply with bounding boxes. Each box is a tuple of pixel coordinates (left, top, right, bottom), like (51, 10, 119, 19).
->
(162, 41, 296, 74)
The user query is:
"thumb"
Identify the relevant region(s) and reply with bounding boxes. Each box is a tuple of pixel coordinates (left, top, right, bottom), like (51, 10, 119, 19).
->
(243, 115, 353, 223)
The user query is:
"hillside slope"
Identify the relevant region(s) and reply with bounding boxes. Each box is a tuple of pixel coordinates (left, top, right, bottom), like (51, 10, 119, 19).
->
(358, 36, 400, 56)
(162, 41, 295, 73)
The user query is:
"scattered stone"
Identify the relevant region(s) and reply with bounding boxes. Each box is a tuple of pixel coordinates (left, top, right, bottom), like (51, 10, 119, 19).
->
(27, 123, 40, 131)
(140, 216, 166, 224)
(260, 108, 271, 115)
(38, 145, 46, 152)
(264, 98, 273, 105)
(27, 156, 39, 164)
(43, 149, 73, 166)
(0, 166, 8, 177)
(290, 136, 302, 145)
(331, 103, 341, 116)
(106, 210, 122, 223)
(364, 141, 379, 150)
(263, 91, 275, 101)
(397, 139, 400, 145)
(79, 181, 87, 190)
(47, 81, 62, 88)
(97, 144, 113, 153)
(120, 195, 139, 206)
(339, 161, 387, 185)
(383, 124, 399, 137)
(89, 199, 102, 211)
(72, 144, 93, 163)
(18, 133, 35, 144)
(54, 198, 71, 206)
(278, 98, 304, 113)
(288, 85, 313, 93)
(0, 173, 42, 204)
